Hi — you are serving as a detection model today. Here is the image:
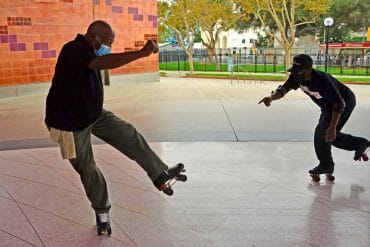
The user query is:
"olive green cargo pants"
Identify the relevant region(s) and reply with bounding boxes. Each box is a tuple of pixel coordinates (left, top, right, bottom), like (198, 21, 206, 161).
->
(69, 109, 168, 214)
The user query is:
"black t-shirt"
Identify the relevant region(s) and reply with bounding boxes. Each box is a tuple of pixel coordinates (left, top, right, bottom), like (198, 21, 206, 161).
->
(45, 34, 103, 131)
(282, 69, 353, 110)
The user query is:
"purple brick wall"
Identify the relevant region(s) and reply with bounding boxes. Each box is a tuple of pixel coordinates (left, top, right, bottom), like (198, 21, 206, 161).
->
(0, 35, 9, 43)
(9, 43, 26, 51)
(128, 7, 138, 15)
(41, 50, 56, 58)
(34, 42, 48, 50)
(148, 15, 157, 28)
(9, 35, 17, 43)
(112, 6, 123, 13)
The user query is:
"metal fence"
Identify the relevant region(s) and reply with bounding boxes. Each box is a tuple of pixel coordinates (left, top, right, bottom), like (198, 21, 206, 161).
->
(159, 48, 370, 75)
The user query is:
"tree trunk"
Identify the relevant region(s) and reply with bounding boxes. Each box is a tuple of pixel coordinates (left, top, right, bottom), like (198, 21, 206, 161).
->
(284, 45, 291, 77)
(207, 47, 216, 63)
(186, 50, 194, 74)
(213, 47, 220, 71)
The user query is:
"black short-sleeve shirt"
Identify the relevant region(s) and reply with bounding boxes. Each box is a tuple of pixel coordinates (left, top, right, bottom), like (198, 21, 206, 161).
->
(282, 69, 353, 110)
(45, 34, 103, 131)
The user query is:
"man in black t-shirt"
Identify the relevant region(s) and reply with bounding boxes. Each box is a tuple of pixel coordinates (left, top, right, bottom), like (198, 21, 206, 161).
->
(45, 20, 186, 235)
(259, 54, 369, 178)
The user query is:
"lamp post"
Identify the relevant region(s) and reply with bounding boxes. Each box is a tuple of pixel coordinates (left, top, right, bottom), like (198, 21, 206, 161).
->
(324, 17, 334, 72)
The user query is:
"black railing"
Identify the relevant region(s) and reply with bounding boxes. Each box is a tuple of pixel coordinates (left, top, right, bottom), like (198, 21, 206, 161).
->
(159, 48, 370, 76)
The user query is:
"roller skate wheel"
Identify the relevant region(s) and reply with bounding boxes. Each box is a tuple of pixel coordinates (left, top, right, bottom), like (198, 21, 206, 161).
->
(362, 154, 369, 161)
(163, 188, 173, 196)
(310, 174, 320, 182)
(177, 174, 187, 182)
(326, 174, 335, 182)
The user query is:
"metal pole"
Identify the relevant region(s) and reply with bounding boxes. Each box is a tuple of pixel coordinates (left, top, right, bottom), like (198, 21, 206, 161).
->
(204, 55, 206, 72)
(219, 49, 221, 72)
(92, 0, 95, 21)
(93, 0, 110, 85)
(254, 53, 257, 72)
(165, 54, 168, 70)
(236, 50, 239, 70)
(325, 26, 329, 72)
(178, 54, 180, 71)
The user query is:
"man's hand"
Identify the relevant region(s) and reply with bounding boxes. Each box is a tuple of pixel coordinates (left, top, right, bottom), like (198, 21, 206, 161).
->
(326, 104, 341, 142)
(140, 40, 159, 57)
(258, 97, 273, 107)
(325, 126, 337, 142)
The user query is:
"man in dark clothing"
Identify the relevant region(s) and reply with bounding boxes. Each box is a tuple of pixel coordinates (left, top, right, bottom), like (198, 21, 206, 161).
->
(45, 20, 186, 236)
(259, 54, 369, 179)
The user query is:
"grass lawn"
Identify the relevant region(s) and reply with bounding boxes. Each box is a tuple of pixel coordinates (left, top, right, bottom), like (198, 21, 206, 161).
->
(187, 73, 285, 81)
(160, 72, 370, 84)
(159, 61, 370, 76)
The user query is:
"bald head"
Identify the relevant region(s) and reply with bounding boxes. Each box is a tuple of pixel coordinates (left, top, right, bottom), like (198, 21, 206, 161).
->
(87, 20, 113, 35)
(85, 20, 115, 49)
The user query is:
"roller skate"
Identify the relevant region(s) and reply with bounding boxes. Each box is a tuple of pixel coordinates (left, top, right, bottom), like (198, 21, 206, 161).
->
(96, 213, 112, 236)
(153, 163, 187, 196)
(354, 141, 369, 162)
(309, 164, 335, 182)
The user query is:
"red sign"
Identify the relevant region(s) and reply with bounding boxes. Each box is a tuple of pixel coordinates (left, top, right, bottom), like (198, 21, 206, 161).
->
(319, 42, 370, 48)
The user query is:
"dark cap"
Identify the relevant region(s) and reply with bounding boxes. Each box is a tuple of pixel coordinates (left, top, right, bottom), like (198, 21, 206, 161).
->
(287, 54, 313, 74)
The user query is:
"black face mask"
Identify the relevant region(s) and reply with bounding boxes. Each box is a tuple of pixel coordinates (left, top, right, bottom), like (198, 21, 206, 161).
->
(293, 73, 304, 83)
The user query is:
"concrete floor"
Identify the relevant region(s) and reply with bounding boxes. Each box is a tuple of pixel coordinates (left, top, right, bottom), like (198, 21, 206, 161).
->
(0, 77, 369, 246)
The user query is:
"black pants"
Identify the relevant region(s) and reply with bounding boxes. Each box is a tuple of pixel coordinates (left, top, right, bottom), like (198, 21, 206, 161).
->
(314, 93, 368, 170)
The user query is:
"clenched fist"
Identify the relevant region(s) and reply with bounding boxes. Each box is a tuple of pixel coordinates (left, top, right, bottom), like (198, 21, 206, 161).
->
(140, 40, 159, 57)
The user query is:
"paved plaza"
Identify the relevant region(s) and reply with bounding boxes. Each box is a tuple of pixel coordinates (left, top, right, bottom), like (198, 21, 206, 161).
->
(0, 77, 369, 246)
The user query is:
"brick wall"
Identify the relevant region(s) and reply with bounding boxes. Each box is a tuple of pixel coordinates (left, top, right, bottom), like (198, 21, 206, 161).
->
(0, 0, 158, 86)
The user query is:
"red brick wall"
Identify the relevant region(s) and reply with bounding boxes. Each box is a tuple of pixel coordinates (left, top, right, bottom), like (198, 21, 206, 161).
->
(0, 0, 158, 86)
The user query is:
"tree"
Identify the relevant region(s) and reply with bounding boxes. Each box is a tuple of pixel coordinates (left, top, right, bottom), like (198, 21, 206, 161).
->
(315, 0, 370, 43)
(158, 0, 198, 74)
(158, 27, 173, 43)
(157, 1, 168, 42)
(257, 33, 273, 48)
(195, 0, 244, 70)
(235, 0, 332, 72)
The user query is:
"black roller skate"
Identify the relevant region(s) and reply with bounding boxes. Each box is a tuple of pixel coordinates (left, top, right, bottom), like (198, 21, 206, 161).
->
(96, 213, 112, 236)
(354, 141, 369, 162)
(153, 163, 187, 196)
(309, 164, 335, 182)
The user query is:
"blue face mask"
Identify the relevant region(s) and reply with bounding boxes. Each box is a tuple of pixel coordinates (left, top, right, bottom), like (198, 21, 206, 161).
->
(96, 44, 111, 56)
(94, 35, 112, 56)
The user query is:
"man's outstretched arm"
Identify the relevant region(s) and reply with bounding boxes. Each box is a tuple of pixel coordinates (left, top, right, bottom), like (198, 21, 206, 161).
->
(258, 85, 289, 107)
(88, 40, 158, 70)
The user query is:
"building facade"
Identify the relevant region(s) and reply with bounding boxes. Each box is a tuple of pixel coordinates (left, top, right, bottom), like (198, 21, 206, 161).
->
(200, 28, 261, 50)
(0, 0, 158, 95)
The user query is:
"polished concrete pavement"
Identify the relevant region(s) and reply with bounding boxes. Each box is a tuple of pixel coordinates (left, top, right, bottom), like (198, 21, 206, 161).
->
(0, 77, 369, 246)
